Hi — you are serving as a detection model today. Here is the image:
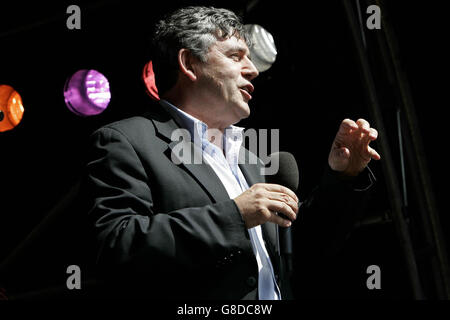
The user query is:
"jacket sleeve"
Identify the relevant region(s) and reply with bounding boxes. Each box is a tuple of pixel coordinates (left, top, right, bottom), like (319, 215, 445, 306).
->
(296, 165, 376, 258)
(85, 126, 255, 277)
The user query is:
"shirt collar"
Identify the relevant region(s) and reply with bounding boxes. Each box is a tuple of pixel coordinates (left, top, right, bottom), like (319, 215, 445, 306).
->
(159, 99, 245, 155)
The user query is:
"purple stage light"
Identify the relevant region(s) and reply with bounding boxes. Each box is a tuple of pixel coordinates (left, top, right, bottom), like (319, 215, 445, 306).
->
(64, 69, 111, 116)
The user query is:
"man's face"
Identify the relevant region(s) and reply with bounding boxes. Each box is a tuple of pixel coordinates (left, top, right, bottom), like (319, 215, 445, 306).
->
(193, 36, 259, 129)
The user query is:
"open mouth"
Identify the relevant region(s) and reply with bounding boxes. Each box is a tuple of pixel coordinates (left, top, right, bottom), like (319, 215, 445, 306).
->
(239, 84, 254, 101)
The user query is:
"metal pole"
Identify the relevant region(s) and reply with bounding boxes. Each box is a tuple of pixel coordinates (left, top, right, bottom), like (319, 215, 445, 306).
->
(359, 0, 444, 298)
(374, 0, 450, 299)
(342, 0, 425, 299)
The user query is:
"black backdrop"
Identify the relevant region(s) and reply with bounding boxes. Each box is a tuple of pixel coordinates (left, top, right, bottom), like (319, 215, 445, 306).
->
(0, 0, 448, 299)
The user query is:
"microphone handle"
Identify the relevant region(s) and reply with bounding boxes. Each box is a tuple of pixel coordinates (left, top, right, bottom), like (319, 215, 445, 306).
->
(279, 214, 293, 275)
(278, 215, 293, 255)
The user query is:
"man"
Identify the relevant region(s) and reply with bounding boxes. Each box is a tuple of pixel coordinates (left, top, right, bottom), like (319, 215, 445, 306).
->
(85, 6, 380, 300)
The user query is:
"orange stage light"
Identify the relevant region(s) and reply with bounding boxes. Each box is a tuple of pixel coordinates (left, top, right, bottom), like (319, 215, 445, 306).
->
(0, 85, 25, 132)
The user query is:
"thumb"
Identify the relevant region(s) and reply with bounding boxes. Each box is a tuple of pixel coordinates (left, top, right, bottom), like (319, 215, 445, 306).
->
(339, 147, 350, 158)
(329, 147, 350, 171)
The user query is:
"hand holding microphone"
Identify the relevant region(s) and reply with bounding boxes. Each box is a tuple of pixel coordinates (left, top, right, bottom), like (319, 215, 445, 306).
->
(233, 152, 300, 229)
(233, 182, 298, 229)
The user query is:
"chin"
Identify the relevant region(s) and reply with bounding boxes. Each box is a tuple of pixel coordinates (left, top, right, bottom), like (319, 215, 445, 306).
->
(239, 102, 251, 118)
(225, 101, 251, 125)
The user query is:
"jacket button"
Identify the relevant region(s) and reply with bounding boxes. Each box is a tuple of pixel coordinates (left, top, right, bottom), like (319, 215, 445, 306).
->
(246, 276, 257, 287)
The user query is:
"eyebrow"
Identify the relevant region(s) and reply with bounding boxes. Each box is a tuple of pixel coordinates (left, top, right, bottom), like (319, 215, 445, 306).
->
(226, 44, 251, 59)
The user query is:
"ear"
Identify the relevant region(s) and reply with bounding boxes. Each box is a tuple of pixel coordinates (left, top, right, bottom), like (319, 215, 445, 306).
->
(178, 48, 198, 82)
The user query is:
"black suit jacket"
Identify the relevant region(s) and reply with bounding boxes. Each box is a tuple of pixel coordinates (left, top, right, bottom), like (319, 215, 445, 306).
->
(85, 102, 375, 300)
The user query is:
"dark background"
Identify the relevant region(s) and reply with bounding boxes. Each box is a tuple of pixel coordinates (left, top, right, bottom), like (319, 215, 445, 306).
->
(0, 0, 447, 299)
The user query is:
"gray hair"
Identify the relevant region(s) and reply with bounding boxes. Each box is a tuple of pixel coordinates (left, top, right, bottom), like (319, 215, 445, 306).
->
(151, 6, 250, 95)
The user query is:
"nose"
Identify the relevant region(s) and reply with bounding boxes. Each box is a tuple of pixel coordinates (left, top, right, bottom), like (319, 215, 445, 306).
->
(242, 57, 259, 81)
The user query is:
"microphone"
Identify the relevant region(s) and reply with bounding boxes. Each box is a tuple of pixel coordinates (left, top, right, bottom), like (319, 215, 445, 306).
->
(265, 151, 299, 275)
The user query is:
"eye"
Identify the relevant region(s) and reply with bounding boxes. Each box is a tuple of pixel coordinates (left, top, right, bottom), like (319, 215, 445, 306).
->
(230, 53, 242, 61)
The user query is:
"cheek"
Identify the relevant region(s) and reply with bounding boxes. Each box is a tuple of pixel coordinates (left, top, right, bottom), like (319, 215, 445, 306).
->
(217, 71, 239, 92)
(206, 74, 230, 95)
(199, 64, 240, 97)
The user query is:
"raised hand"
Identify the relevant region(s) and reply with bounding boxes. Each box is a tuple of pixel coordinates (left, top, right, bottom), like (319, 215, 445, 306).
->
(328, 118, 381, 177)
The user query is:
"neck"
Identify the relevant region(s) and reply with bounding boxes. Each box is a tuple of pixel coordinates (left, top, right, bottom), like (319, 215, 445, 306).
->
(162, 89, 229, 134)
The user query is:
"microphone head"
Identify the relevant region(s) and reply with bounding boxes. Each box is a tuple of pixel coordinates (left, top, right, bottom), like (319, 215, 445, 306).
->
(266, 151, 299, 192)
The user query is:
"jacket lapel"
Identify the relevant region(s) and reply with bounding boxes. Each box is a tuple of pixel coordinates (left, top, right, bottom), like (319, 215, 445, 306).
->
(168, 140, 231, 203)
(145, 105, 230, 204)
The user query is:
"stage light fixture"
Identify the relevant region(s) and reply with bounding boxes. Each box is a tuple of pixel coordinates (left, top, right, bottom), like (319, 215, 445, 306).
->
(63, 69, 111, 117)
(142, 60, 160, 101)
(245, 24, 277, 72)
(0, 84, 25, 132)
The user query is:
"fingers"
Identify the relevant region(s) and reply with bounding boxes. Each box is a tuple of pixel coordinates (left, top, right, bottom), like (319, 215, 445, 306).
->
(356, 118, 371, 134)
(341, 119, 359, 131)
(267, 211, 292, 228)
(356, 119, 378, 140)
(369, 128, 378, 141)
(355, 119, 381, 160)
(234, 183, 299, 229)
(368, 145, 381, 160)
(339, 119, 378, 142)
(257, 184, 299, 220)
(268, 191, 299, 213)
(266, 197, 297, 222)
(263, 184, 298, 226)
(342, 118, 371, 136)
(263, 183, 299, 204)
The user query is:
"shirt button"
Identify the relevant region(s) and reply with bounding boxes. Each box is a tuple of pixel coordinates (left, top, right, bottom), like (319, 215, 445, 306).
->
(246, 276, 257, 288)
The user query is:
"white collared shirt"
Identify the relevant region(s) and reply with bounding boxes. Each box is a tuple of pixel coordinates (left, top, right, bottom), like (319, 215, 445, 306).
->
(160, 99, 281, 300)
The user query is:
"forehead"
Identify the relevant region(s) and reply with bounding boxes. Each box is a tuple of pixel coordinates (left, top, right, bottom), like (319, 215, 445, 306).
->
(211, 36, 250, 55)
